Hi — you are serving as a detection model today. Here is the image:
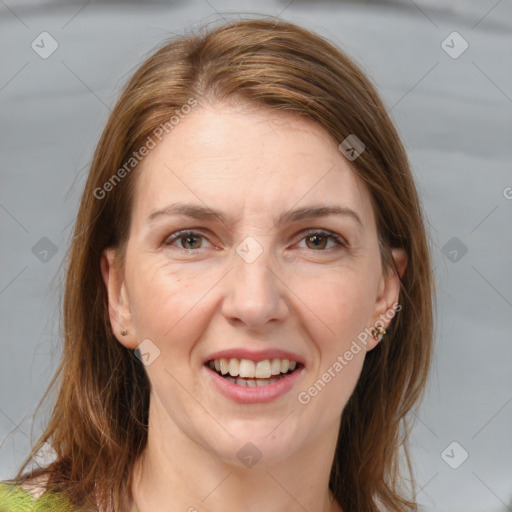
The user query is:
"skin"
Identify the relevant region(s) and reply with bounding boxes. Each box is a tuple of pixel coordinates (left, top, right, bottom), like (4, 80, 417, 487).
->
(101, 100, 407, 512)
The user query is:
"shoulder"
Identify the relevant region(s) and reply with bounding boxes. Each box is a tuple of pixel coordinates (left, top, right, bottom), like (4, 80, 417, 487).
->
(20, 473, 51, 498)
(0, 473, 49, 495)
(0, 475, 74, 511)
(0, 480, 36, 511)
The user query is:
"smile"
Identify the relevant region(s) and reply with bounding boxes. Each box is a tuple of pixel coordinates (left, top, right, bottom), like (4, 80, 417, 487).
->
(204, 357, 304, 404)
(207, 357, 299, 386)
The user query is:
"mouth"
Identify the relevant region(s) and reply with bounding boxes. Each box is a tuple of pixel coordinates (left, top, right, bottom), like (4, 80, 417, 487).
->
(204, 357, 302, 387)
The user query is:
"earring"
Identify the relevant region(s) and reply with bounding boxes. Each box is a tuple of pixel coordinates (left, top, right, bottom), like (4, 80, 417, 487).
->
(370, 326, 386, 340)
(120, 329, 128, 336)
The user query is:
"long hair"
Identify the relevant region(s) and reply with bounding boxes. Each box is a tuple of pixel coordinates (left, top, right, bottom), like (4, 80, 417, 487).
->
(13, 17, 435, 512)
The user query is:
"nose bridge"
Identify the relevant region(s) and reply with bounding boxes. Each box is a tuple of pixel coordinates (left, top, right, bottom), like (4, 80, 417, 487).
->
(221, 235, 288, 327)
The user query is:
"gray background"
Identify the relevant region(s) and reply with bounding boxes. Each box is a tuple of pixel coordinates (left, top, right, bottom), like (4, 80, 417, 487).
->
(1, 1, 511, 511)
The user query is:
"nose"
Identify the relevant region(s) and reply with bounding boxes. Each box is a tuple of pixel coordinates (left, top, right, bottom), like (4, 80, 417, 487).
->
(221, 243, 289, 330)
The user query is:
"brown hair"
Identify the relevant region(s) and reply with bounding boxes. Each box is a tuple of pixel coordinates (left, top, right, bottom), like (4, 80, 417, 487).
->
(13, 17, 435, 512)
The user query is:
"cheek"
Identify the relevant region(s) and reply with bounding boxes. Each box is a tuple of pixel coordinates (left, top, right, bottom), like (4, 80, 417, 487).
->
(127, 259, 220, 343)
(290, 269, 376, 349)
(294, 273, 371, 420)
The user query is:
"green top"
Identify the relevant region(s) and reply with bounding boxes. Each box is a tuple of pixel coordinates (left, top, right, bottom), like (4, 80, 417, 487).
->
(0, 482, 139, 512)
(0, 481, 74, 512)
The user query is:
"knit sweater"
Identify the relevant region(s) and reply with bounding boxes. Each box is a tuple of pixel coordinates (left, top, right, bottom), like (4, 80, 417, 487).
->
(0, 482, 140, 512)
(0, 481, 75, 511)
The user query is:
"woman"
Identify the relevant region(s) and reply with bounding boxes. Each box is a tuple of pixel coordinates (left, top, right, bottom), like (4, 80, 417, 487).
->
(0, 17, 434, 512)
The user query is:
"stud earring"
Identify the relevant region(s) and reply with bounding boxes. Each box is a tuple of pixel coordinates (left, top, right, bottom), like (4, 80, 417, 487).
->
(120, 329, 128, 336)
(370, 326, 386, 340)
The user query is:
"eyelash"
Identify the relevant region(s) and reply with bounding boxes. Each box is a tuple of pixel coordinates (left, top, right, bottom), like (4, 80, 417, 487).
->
(162, 229, 347, 252)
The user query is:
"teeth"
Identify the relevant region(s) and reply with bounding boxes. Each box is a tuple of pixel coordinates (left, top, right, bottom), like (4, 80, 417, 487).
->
(208, 357, 299, 378)
(271, 358, 281, 375)
(255, 360, 271, 379)
(233, 377, 280, 387)
(239, 359, 255, 378)
(219, 358, 229, 375)
(228, 359, 239, 377)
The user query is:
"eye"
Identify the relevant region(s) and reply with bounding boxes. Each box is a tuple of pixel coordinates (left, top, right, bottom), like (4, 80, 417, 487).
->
(163, 230, 212, 250)
(296, 229, 347, 251)
(162, 229, 347, 252)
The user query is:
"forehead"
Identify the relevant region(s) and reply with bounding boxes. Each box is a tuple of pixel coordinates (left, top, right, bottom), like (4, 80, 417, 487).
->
(131, 102, 376, 231)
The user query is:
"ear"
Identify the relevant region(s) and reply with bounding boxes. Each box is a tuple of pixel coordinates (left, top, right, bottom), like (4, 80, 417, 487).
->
(100, 248, 138, 349)
(366, 248, 407, 351)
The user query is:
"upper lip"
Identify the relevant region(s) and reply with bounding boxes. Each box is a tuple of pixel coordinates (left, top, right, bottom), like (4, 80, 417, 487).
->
(205, 348, 305, 366)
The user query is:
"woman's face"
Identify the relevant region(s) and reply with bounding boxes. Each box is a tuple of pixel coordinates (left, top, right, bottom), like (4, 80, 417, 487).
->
(103, 101, 405, 467)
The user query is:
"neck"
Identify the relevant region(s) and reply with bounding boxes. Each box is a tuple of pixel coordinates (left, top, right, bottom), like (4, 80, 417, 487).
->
(127, 394, 343, 512)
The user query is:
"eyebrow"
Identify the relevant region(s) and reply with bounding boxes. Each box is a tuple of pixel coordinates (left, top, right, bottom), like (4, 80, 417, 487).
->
(147, 202, 364, 230)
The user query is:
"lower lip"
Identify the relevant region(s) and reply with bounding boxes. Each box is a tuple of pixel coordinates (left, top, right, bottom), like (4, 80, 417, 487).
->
(205, 364, 305, 404)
